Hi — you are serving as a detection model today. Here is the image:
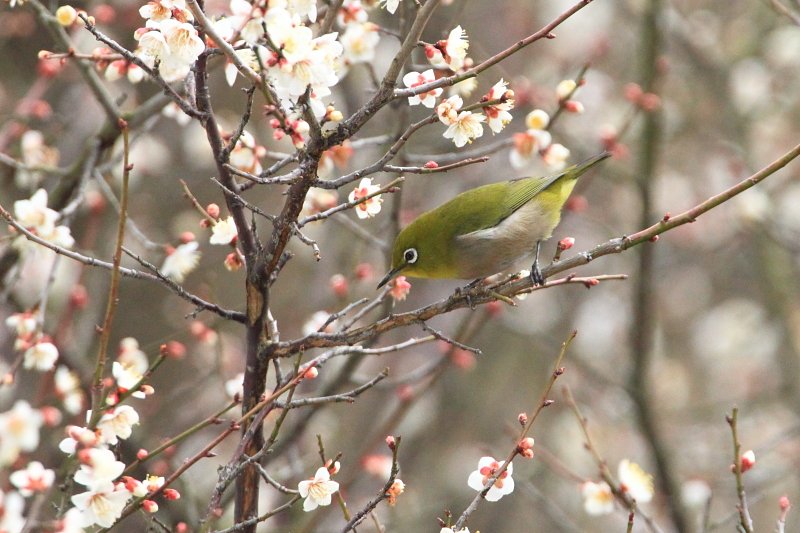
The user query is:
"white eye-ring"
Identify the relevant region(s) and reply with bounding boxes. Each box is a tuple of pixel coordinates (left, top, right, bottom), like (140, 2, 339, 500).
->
(403, 248, 418, 264)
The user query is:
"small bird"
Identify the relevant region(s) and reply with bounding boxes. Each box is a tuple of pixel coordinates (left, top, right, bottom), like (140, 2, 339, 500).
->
(377, 152, 610, 289)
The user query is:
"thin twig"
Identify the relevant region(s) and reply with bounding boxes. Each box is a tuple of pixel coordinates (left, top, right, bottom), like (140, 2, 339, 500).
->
(726, 407, 754, 533)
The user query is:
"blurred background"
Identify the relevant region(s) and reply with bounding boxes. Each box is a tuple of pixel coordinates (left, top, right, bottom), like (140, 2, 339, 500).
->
(2, 0, 800, 531)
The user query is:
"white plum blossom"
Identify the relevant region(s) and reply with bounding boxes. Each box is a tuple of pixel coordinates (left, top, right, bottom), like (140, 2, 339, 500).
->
(0, 490, 25, 533)
(5, 311, 38, 349)
(443, 26, 469, 70)
(55, 366, 85, 414)
(13, 188, 74, 249)
(23, 340, 59, 371)
(298, 467, 340, 512)
(443, 111, 485, 147)
(58, 426, 98, 455)
(337, 0, 368, 26)
(210, 216, 238, 245)
(139, 0, 192, 21)
(112, 361, 146, 398)
(581, 481, 614, 515)
(225, 373, 245, 399)
(97, 405, 140, 445)
(436, 95, 463, 125)
(450, 77, 478, 98)
(348, 178, 383, 219)
(271, 33, 343, 119)
(15, 130, 59, 189)
(403, 69, 442, 108)
(510, 129, 552, 170)
(618, 459, 654, 503)
(71, 482, 131, 528)
(384, 0, 402, 14)
(59, 507, 88, 533)
(556, 78, 578, 100)
(270, 17, 315, 65)
(134, 19, 205, 82)
(74, 448, 126, 489)
(526, 108, 550, 130)
(0, 400, 44, 467)
(303, 311, 335, 335)
(341, 22, 380, 65)
(542, 143, 570, 170)
(10, 461, 55, 496)
(483, 79, 514, 134)
(224, 48, 260, 86)
(286, 0, 317, 22)
(113, 338, 149, 398)
(5, 311, 37, 336)
(162, 101, 192, 125)
(466, 456, 514, 502)
(161, 241, 200, 282)
(228, 130, 265, 174)
(681, 479, 712, 508)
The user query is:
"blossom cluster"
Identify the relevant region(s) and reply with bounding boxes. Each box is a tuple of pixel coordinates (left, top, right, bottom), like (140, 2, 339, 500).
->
(403, 26, 519, 148)
(0, 334, 181, 529)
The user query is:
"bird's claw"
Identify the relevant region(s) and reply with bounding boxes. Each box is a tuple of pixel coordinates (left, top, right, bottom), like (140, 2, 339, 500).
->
(529, 262, 546, 287)
(530, 240, 546, 286)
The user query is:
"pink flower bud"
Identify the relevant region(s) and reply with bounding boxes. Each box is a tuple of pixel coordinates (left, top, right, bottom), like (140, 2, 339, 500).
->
(163, 488, 181, 500)
(780, 495, 791, 511)
(520, 448, 534, 459)
(558, 237, 575, 251)
(224, 252, 243, 271)
(624, 83, 643, 103)
(77, 449, 92, 464)
(740, 450, 755, 472)
(179, 231, 196, 243)
(143, 499, 159, 513)
(329, 274, 349, 297)
(424, 161, 439, 169)
(92, 4, 116, 23)
(86, 190, 106, 215)
(396, 384, 414, 402)
(303, 366, 319, 380)
(485, 300, 503, 317)
(70, 285, 89, 309)
(519, 437, 535, 450)
(354, 263, 374, 281)
(640, 92, 661, 112)
(385, 435, 397, 450)
(327, 460, 341, 474)
(161, 341, 186, 359)
(137, 449, 149, 460)
(450, 348, 476, 371)
(41, 406, 62, 426)
(518, 412, 528, 425)
(564, 100, 584, 113)
(206, 203, 220, 219)
(565, 195, 588, 213)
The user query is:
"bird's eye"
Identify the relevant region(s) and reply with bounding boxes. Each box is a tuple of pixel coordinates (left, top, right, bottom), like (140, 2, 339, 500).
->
(404, 248, 418, 264)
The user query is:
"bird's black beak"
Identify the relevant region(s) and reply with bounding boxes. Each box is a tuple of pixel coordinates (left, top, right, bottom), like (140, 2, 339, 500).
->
(377, 264, 406, 289)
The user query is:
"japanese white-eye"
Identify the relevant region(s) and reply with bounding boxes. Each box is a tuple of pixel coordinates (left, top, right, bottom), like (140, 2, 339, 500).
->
(377, 152, 610, 288)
